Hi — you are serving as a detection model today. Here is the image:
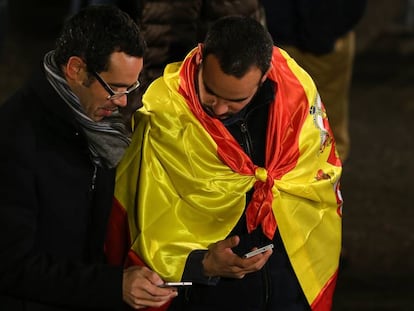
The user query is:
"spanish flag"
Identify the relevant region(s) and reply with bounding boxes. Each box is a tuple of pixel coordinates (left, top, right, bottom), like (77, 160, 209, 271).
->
(106, 46, 342, 311)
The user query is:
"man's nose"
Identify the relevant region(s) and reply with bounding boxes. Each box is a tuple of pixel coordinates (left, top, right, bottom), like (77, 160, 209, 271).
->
(212, 100, 229, 116)
(112, 94, 128, 107)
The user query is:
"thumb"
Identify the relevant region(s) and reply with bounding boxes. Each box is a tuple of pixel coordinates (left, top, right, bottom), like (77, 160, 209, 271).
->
(225, 235, 240, 249)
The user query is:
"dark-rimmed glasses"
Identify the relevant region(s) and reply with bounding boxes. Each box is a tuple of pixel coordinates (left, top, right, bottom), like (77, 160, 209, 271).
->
(92, 71, 140, 100)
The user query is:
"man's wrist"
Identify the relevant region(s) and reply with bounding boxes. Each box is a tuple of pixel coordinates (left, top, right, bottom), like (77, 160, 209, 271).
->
(183, 250, 220, 285)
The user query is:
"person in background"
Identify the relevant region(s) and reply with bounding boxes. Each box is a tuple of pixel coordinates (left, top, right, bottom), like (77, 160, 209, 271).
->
(106, 16, 342, 311)
(261, 0, 367, 162)
(68, 0, 137, 20)
(0, 5, 177, 310)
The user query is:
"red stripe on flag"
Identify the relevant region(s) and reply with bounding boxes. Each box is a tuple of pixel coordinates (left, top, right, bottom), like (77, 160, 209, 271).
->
(310, 270, 338, 311)
(105, 197, 131, 266)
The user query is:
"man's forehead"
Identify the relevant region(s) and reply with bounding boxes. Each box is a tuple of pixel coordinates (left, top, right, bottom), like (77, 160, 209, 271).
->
(201, 56, 262, 99)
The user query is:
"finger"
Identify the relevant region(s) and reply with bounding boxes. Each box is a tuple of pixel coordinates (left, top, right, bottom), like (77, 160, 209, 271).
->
(143, 269, 165, 286)
(126, 283, 175, 305)
(215, 235, 240, 251)
(137, 284, 176, 300)
(244, 254, 272, 272)
(150, 286, 178, 297)
(234, 249, 272, 273)
(227, 235, 240, 248)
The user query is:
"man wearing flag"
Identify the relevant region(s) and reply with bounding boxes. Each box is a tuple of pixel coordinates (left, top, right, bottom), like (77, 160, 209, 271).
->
(107, 16, 343, 311)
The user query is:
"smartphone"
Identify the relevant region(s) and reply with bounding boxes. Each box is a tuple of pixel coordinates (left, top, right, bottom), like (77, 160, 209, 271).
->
(243, 243, 274, 258)
(159, 281, 193, 288)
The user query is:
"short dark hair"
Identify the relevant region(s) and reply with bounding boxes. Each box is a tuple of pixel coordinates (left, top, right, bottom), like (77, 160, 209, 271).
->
(54, 5, 146, 74)
(203, 16, 273, 78)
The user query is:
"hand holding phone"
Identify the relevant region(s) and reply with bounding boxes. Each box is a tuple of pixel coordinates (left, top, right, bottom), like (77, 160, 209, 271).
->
(243, 243, 274, 258)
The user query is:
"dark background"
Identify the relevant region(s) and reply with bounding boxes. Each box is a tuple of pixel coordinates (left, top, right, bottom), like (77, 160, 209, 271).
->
(1, 0, 413, 310)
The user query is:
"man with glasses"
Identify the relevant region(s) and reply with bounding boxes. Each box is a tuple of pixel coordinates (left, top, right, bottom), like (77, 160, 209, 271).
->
(0, 5, 177, 311)
(107, 16, 343, 311)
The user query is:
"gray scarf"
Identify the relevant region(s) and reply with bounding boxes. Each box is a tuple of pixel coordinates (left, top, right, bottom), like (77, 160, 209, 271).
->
(43, 50, 131, 169)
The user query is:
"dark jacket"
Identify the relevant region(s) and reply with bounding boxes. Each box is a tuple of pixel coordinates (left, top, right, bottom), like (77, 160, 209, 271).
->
(262, 0, 367, 54)
(0, 67, 123, 310)
(170, 80, 310, 311)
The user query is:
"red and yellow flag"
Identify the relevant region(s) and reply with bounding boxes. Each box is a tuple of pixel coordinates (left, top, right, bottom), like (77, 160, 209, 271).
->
(106, 47, 342, 311)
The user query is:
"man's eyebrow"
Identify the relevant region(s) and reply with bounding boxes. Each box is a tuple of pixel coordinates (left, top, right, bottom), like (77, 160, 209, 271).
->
(203, 81, 249, 103)
(109, 82, 133, 88)
(108, 81, 139, 89)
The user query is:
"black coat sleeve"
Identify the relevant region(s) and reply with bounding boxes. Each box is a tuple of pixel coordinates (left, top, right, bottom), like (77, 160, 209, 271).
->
(0, 87, 124, 310)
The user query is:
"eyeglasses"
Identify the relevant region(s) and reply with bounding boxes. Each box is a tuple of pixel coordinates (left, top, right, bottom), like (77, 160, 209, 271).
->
(92, 71, 140, 100)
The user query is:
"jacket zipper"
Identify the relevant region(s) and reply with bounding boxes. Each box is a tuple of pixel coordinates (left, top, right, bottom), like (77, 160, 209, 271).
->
(89, 164, 97, 194)
(239, 121, 253, 158)
(262, 259, 271, 308)
(239, 116, 272, 309)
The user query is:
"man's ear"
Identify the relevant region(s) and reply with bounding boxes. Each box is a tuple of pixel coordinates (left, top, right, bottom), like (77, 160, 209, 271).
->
(261, 66, 272, 83)
(195, 43, 204, 65)
(65, 56, 85, 81)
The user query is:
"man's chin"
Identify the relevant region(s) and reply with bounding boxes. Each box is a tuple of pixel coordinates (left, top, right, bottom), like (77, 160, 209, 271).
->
(207, 112, 231, 120)
(217, 116, 230, 120)
(203, 107, 231, 120)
